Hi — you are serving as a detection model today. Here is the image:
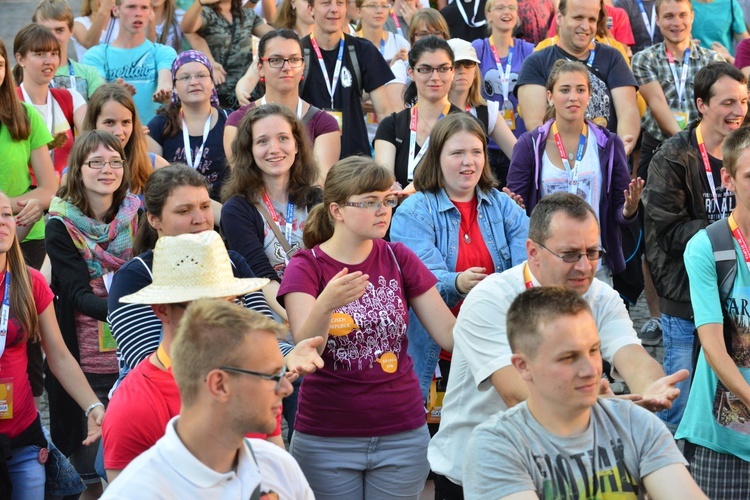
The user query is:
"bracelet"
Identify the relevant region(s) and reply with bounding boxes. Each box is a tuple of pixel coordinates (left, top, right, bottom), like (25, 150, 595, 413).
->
(85, 402, 104, 418)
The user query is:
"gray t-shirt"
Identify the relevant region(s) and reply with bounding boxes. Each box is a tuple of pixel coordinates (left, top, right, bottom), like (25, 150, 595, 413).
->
(463, 398, 686, 499)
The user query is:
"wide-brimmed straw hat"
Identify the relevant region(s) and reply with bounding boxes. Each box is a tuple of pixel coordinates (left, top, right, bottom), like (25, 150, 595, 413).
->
(119, 231, 269, 304)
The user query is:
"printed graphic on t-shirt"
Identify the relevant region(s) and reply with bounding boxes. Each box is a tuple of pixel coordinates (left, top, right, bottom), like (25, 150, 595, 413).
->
(586, 73, 610, 126)
(541, 171, 596, 203)
(483, 69, 519, 98)
(327, 275, 406, 371)
(173, 145, 219, 189)
(534, 439, 640, 498)
(703, 185, 734, 223)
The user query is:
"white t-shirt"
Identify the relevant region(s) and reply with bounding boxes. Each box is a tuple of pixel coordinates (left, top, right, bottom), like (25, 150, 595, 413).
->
(427, 261, 642, 486)
(73, 16, 120, 61)
(101, 417, 315, 499)
(365, 31, 411, 142)
(468, 100, 499, 135)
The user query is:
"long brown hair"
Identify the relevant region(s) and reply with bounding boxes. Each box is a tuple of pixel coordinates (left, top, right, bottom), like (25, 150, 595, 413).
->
(272, 0, 297, 29)
(414, 113, 496, 193)
(543, 59, 591, 122)
(303, 157, 393, 248)
(12, 23, 60, 85)
(0, 39, 30, 141)
(156, 0, 181, 50)
(84, 84, 152, 195)
(58, 130, 131, 221)
(222, 103, 319, 207)
(0, 192, 40, 343)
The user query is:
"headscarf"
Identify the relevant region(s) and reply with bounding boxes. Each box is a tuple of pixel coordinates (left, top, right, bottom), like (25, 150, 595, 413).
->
(170, 50, 221, 108)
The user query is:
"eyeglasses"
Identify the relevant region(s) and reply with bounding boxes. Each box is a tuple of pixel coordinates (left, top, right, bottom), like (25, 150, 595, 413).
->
(343, 198, 398, 210)
(455, 60, 477, 69)
(261, 57, 304, 68)
(414, 65, 454, 74)
(361, 3, 390, 9)
(490, 5, 518, 12)
(220, 364, 288, 391)
(538, 242, 606, 263)
(413, 31, 445, 39)
(84, 159, 125, 169)
(175, 73, 211, 83)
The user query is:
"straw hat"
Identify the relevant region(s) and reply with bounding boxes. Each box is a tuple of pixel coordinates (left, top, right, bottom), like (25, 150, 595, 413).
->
(447, 38, 480, 64)
(119, 231, 269, 304)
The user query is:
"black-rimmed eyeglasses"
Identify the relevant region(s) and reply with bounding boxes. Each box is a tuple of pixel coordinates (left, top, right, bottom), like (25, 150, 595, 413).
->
(219, 364, 288, 391)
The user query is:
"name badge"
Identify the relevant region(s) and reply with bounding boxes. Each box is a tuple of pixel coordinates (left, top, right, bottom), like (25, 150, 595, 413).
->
(0, 379, 13, 419)
(326, 110, 344, 134)
(673, 110, 689, 130)
(99, 322, 117, 352)
(501, 100, 516, 131)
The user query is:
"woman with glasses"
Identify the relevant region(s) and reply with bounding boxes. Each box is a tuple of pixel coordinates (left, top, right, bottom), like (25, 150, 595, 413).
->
(507, 60, 643, 284)
(226, 30, 340, 182)
(447, 38, 517, 187)
(391, 8, 450, 85)
(147, 51, 230, 202)
(375, 36, 462, 191)
(44, 130, 140, 497)
(279, 156, 455, 499)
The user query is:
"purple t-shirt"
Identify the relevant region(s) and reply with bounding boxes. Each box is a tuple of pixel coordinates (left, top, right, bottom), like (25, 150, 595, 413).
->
(225, 101, 339, 144)
(472, 37, 535, 138)
(278, 239, 436, 437)
(735, 39, 750, 70)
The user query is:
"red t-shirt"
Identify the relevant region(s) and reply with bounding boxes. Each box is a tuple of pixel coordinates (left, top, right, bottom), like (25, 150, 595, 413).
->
(103, 357, 280, 470)
(0, 268, 54, 438)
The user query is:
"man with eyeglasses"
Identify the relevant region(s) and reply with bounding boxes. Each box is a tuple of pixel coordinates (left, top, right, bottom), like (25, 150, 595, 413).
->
(428, 192, 687, 499)
(82, 0, 177, 124)
(101, 298, 314, 498)
(101, 231, 323, 484)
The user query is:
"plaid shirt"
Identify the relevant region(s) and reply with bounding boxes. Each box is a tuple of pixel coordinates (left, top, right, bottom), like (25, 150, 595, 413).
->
(632, 41, 724, 141)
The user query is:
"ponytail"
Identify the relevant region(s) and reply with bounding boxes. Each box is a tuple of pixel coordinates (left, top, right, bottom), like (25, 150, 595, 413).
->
(302, 204, 335, 249)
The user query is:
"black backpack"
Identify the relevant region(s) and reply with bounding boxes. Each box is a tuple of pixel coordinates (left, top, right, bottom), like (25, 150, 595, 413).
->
(300, 39, 362, 97)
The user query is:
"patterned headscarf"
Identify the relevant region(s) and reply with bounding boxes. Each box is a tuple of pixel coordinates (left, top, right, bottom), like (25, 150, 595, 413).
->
(171, 50, 220, 108)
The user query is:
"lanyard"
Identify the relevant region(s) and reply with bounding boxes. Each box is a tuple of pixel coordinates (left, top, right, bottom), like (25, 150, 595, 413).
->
(666, 47, 690, 107)
(260, 96, 303, 119)
(636, 0, 656, 43)
(0, 272, 10, 361)
(551, 121, 588, 194)
(729, 214, 750, 272)
(181, 109, 212, 170)
(696, 124, 724, 217)
(389, 10, 404, 38)
(489, 37, 514, 101)
(523, 263, 534, 289)
(356, 31, 387, 55)
(156, 343, 171, 370)
(310, 33, 345, 109)
(408, 103, 451, 181)
(68, 63, 76, 91)
(262, 192, 295, 242)
(586, 42, 596, 67)
(21, 84, 54, 135)
(456, 0, 486, 28)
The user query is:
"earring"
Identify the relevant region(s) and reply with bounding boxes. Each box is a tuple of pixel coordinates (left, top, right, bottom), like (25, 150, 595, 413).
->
(260, 76, 265, 83)
(300, 75, 304, 81)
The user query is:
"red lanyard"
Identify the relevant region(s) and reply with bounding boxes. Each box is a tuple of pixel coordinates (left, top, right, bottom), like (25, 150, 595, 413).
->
(310, 33, 345, 109)
(523, 263, 534, 289)
(389, 10, 404, 38)
(728, 214, 750, 271)
(551, 121, 588, 194)
(696, 124, 723, 217)
(489, 37, 513, 101)
(408, 102, 451, 181)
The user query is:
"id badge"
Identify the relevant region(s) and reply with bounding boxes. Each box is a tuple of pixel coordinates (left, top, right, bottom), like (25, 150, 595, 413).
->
(0, 378, 13, 419)
(673, 111, 688, 130)
(365, 112, 379, 125)
(326, 110, 344, 134)
(99, 321, 117, 352)
(501, 100, 516, 131)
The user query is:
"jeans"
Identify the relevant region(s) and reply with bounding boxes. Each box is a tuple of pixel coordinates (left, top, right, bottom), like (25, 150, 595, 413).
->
(290, 425, 430, 500)
(658, 313, 695, 433)
(7, 444, 45, 500)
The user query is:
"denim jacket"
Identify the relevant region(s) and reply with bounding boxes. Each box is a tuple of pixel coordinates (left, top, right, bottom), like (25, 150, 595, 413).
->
(391, 187, 529, 397)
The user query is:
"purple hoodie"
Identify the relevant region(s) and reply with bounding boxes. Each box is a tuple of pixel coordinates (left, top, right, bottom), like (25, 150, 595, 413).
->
(506, 120, 636, 274)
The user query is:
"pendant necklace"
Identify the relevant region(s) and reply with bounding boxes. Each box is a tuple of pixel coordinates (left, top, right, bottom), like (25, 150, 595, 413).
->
(460, 206, 478, 244)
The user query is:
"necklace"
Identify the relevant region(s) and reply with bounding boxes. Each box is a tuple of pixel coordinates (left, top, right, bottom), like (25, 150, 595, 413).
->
(459, 200, 478, 244)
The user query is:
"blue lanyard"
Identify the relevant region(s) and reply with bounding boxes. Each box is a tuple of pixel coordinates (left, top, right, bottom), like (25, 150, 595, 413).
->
(586, 43, 596, 67)
(285, 202, 295, 242)
(0, 271, 12, 361)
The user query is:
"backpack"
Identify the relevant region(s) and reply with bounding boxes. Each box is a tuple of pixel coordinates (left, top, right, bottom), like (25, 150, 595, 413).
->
(300, 36, 362, 98)
(15, 87, 75, 132)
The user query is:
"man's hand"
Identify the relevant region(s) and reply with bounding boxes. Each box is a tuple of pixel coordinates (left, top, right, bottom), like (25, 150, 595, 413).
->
(635, 369, 689, 412)
(286, 336, 325, 376)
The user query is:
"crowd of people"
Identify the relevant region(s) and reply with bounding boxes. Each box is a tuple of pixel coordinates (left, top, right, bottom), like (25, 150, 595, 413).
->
(1, 0, 750, 496)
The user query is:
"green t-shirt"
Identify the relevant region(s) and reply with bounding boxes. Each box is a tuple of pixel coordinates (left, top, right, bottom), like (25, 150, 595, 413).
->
(0, 103, 53, 241)
(53, 60, 105, 101)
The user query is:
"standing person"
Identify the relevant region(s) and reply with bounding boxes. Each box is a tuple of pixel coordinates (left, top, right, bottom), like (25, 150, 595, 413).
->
(440, 0, 488, 41)
(375, 37, 462, 189)
(14, 23, 87, 179)
(447, 38, 518, 187)
(642, 62, 748, 432)
(101, 298, 314, 498)
(515, 0, 640, 154)
(389, 9, 452, 91)
(614, 0, 663, 54)
(391, 113, 529, 398)
(152, 0, 184, 52)
(680, 126, 750, 498)
(0, 190, 106, 500)
(515, 0, 555, 45)
(507, 60, 643, 284)
(83, 83, 169, 198)
(227, 30, 341, 181)
(221, 104, 321, 320)
(272, 0, 315, 37)
(181, 0, 274, 109)
(147, 51, 229, 201)
(299, 0, 396, 159)
(279, 157, 456, 499)
(45, 130, 140, 498)
(82, 0, 177, 125)
(463, 287, 706, 499)
(691, 0, 748, 59)
(32, 0, 105, 101)
(72, 0, 120, 61)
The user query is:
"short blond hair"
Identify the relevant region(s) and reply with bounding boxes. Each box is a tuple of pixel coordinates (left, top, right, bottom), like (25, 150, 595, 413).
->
(171, 299, 288, 407)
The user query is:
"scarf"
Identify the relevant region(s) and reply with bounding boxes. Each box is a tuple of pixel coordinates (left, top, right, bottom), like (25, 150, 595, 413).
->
(48, 194, 140, 278)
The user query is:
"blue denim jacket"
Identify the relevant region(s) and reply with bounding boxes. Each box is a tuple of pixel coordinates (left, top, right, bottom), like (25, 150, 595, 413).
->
(391, 187, 529, 397)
